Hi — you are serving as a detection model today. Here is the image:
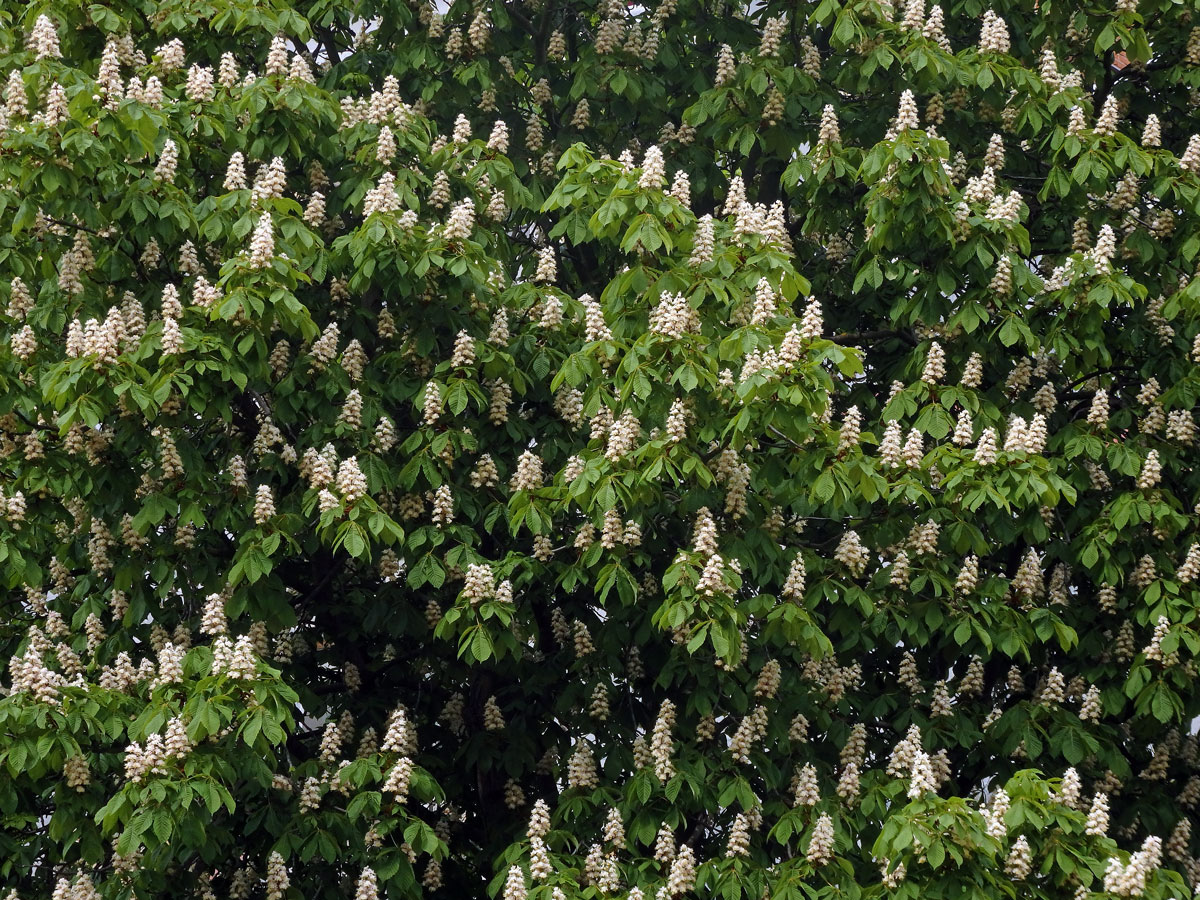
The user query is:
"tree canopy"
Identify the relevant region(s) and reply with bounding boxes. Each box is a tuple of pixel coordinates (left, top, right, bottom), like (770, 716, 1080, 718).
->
(1, 1, 1200, 899)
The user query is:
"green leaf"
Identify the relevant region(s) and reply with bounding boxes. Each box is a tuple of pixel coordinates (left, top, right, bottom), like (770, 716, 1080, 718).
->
(343, 526, 368, 559)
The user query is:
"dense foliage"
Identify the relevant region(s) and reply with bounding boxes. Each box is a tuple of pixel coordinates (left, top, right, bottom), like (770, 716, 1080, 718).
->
(2, 1, 1200, 899)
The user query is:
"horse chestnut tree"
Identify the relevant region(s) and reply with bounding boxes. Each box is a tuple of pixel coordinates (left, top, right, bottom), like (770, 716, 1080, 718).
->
(1, 1, 1199, 900)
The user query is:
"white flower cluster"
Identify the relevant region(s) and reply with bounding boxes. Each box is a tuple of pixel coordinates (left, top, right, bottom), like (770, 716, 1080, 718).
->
(247, 214, 275, 268)
(29, 15, 62, 60)
(1103, 836, 1163, 896)
(211, 634, 259, 679)
(124, 716, 192, 782)
(363, 173, 402, 216)
(649, 292, 700, 338)
(979, 10, 1011, 53)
